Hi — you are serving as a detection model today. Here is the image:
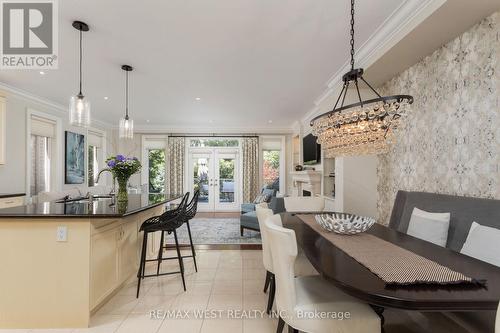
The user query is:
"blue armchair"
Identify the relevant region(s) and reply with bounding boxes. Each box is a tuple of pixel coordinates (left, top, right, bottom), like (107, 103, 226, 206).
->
(240, 196, 285, 236)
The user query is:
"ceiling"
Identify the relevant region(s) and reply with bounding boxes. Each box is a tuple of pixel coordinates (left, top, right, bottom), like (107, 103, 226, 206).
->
(0, 0, 403, 131)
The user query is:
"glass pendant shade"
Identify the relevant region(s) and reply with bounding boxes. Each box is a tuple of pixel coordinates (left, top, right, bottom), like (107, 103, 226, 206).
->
(69, 94, 91, 127)
(69, 21, 91, 128)
(119, 117, 134, 139)
(119, 64, 134, 139)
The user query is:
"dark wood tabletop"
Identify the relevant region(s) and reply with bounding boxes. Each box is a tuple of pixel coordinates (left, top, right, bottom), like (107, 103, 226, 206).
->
(282, 212, 500, 311)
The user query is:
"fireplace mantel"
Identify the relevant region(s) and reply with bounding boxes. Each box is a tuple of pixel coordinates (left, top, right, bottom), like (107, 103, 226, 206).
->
(290, 170, 321, 196)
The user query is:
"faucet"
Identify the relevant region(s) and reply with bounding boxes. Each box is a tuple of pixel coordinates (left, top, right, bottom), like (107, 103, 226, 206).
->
(96, 168, 111, 184)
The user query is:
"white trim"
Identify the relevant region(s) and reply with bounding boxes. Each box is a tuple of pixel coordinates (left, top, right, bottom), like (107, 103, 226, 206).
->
(26, 108, 63, 199)
(301, 0, 446, 125)
(134, 126, 294, 134)
(0, 82, 114, 130)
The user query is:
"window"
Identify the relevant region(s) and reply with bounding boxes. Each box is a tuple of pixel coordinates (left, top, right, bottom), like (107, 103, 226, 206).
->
(263, 150, 280, 190)
(87, 131, 104, 187)
(148, 149, 166, 193)
(190, 138, 239, 147)
(141, 136, 168, 194)
(260, 136, 285, 194)
(29, 114, 57, 197)
(88, 145, 99, 186)
(30, 135, 51, 194)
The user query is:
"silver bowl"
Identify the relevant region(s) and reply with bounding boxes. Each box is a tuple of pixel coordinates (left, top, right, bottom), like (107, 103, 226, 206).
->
(314, 213, 376, 235)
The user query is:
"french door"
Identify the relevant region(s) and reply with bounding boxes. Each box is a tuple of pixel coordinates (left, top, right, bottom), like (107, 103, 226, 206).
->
(189, 149, 239, 212)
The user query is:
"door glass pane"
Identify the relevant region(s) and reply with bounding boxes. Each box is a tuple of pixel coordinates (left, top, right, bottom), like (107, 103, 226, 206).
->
(263, 150, 280, 190)
(219, 158, 235, 203)
(193, 157, 209, 203)
(148, 149, 166, 193)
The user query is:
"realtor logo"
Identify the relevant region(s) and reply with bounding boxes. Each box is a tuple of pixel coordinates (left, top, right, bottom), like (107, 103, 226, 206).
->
(0, 0, 58, 69)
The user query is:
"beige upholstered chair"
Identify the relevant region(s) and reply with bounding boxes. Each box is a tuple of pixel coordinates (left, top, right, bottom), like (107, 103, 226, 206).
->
(256, 205, 316, 314)
(284, 196, 325, 212)
(265, 214, 380, 333)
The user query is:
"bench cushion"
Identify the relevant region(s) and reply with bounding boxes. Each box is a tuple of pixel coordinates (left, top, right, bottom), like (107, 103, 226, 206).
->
(389, 191, 500, 252)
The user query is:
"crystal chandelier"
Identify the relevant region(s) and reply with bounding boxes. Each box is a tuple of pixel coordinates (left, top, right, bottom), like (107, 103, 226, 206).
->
(69, 21, 91, 127)
(119, 65, 134, 139)
(310, 0, 413, 157)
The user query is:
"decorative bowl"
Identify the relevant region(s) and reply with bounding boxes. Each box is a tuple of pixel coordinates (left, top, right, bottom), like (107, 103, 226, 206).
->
(314, 213, 376, 235)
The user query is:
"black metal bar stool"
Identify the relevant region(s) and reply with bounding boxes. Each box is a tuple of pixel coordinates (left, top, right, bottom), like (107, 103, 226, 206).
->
(136, 192, 189, 298)
(160, 190, 200, 272)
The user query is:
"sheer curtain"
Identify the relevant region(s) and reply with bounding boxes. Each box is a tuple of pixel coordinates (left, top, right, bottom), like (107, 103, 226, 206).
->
(241, 137, 259, 202)
(168, 137, 185, 195)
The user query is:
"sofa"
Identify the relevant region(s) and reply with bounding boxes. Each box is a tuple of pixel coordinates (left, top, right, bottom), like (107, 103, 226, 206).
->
(240, 196, 285, 236)
(389, 190, 500, 332)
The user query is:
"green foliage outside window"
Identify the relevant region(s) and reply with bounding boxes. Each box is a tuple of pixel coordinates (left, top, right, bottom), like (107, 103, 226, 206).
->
(148, 149, 166, 193)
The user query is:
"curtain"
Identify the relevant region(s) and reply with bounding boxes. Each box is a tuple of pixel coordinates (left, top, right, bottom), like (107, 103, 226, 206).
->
(168, 137, 185, 195)
(241, 137, 259, 202)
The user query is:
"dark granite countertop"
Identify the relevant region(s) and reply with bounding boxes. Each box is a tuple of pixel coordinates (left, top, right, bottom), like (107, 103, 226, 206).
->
(0, 193, 25, 199)
(0, 193, 182, 218)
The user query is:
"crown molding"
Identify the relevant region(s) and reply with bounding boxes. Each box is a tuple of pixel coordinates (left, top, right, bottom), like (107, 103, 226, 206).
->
(300, 0, 446, 126)
(134, 125, 293, 135)
(0, 81, 115, 130)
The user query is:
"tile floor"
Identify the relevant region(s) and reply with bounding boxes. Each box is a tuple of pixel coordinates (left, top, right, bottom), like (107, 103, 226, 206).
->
(2, 250, 276, 333)
(0, 249, 473, 333)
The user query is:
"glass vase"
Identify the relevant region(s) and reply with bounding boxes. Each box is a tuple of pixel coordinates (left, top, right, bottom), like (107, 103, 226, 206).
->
(116, 177, 129, 204)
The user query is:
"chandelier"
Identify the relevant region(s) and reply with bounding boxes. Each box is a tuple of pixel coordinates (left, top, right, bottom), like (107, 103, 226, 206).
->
(310, 0, 413, 157)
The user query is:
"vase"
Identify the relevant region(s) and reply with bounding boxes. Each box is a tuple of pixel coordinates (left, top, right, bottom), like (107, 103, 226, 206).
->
(116, 177, 129, 204)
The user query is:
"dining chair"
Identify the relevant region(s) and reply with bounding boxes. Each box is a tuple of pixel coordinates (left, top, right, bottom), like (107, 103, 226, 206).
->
(264, 214, 380, 333)
(284, 196, 325, 212)
(256, 206, 317, 314)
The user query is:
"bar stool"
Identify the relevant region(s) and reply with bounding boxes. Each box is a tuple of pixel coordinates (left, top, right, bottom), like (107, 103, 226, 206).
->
(158, 190, 200, 272)
(136, 192, 190, 298)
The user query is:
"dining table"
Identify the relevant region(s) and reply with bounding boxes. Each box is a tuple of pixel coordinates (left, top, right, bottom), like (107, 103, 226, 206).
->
(281, 212, 500, 320)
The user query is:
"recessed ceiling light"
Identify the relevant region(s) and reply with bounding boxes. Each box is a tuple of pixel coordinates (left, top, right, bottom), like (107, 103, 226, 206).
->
(268, 120, 273, 124)
(103, 96, 109, 100)
(195, 97, 201, 101)
(146, 119, 150, 123)
(39, 71, 45, 75)
(208, 120, 213, 123)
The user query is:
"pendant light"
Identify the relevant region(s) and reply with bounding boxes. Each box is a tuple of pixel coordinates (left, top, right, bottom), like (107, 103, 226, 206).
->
(69, 21, 91, 127)
(310, 0, 414, 157)
(119, 65, 134, 139)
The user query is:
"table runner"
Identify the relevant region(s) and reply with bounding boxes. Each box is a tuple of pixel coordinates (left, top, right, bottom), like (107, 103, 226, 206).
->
(297, 214, 483, 286)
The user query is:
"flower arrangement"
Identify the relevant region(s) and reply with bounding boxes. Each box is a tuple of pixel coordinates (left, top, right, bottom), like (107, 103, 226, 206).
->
(99, 155, 141, 203)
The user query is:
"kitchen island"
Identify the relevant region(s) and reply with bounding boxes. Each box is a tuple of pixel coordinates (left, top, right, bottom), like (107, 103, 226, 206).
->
(0, 193, 182, 329)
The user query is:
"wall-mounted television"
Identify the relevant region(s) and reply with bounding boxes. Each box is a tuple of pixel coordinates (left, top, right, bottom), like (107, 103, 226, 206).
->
(302, 133, 321, 165)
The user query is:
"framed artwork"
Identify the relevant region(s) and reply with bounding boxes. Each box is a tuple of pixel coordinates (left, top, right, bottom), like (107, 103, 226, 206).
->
(65, 131, 85, 184)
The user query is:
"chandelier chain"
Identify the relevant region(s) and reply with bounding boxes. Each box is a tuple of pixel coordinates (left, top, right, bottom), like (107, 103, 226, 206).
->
(349, 0, 355, 70)
(125, 70, 129, 119)
(79, 29, 82, 95)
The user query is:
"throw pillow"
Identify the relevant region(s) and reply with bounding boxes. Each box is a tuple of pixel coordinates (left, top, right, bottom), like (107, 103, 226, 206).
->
(254, 194, 270, 204)
(407, 207, 450, 247)
(461, 222, 500, 267)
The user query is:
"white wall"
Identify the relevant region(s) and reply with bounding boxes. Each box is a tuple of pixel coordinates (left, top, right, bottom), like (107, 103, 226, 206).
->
(0, 90, 114, 196)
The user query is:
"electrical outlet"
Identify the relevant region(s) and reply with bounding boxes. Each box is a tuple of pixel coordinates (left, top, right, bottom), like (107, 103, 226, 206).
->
(56, 226, 67, 242)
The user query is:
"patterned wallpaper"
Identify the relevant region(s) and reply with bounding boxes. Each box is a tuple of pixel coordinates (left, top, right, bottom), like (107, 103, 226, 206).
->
(377, 12, 500, 224)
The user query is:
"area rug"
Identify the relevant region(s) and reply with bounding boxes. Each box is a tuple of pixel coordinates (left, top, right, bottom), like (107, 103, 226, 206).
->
(167, 218, 261, 245)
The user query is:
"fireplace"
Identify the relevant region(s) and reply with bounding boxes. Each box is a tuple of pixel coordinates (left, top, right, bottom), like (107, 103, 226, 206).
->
(303, 190, 312, 197)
